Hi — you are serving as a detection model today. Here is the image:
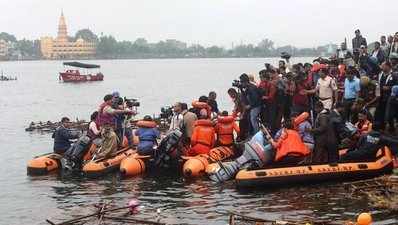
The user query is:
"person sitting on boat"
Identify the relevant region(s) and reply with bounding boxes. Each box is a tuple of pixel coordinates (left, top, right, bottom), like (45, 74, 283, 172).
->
(355, 109, 372, 135)
(208, 91, 220, 117)
(190, 96, 212, 120)
(52, 117, 81, 154)
(185, 112, 216, 156)
(87, 111, 100, 141)
(214, 111, 240, 146)
(62, 112, 99, 170)
(292, 112, 314, 151)
(340, 122, 398, 162)
(135, 116, 160, 156)
(269, 119, 311, 164)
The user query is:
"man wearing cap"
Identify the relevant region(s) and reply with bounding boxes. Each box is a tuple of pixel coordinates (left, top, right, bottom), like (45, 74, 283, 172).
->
(352, 29, 367, 64)
(52, 117, 81, 154)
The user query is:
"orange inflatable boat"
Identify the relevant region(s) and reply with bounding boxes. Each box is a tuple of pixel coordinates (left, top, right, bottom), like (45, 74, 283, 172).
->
(235, 147, 394, 188)
(27, 153, 62, 175)
(27, 136, 134, 176)
(183, 146, 235, 178)
(82, 148, 135, 178)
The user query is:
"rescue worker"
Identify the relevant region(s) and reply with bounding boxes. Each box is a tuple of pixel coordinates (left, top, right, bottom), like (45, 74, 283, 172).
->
(270, 119, 310, 164)
(53, 117, 81, 154)
(214, 111, 240, 146)
(135, 116, 160, 156)
(355, 109, 372, 135)
(340, 123, 398, 162)
(191, 96, 212, 119)
(293, 112, 314, 151)
(186, 112, 216, 156)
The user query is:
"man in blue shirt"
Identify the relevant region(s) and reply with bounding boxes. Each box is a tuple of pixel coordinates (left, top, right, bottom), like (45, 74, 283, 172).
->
(343, 67, 361, 122)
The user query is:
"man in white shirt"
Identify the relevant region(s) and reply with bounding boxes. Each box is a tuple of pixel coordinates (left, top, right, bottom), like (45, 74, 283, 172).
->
(168, 102, 184, 132)
(306, 68, 338, 110)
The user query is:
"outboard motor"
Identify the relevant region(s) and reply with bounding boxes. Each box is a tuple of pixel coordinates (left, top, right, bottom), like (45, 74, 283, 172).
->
(206, 140, 273, 182)
(154, 129, 183, 168)
(62, 135, 91, 170)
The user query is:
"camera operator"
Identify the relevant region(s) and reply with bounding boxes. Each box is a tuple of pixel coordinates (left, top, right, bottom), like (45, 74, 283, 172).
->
(239, 73, 263, 135)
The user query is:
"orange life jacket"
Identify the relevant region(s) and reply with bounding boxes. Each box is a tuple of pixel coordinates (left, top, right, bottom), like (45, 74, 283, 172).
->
(355, 120, 372, 135)
(192, 101, 212, 119)
(272, 129, 310, 161)
(189, 119, 215, 156)
(215, 116, 240, 146)
(293, 112, 309, 130)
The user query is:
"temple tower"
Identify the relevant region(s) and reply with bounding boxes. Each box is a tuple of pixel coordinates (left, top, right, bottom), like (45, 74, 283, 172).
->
(57, 11, 68, 43)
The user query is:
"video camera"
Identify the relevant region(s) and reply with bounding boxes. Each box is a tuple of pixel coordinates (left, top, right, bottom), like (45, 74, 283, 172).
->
(160, 106, 173, 120)
(232, 79, 243, 89)
(124, 97, 140, 107)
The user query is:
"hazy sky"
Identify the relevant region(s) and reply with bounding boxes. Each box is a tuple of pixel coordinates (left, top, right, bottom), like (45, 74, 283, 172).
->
(1, 0, 397, 48)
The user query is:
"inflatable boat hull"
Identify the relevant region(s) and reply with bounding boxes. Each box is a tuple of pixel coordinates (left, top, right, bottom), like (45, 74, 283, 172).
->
(236, 147, 394, 188)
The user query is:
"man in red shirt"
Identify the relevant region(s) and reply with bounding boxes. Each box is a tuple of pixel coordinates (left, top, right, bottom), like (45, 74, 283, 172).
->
(292, 72, 310, 114)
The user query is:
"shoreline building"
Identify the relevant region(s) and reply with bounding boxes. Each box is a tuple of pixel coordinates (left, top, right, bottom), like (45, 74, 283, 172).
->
(40, 12, 96, 59)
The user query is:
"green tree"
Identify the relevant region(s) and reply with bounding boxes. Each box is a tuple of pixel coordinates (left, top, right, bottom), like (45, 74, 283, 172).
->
(97, 35, 118, 58)
(75, 29, 98, 42)
(0, 32, 17, 42)
(16, 39, 36, 56)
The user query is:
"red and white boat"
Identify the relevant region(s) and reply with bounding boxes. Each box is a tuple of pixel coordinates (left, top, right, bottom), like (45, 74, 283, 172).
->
(59, 61, 104, 82)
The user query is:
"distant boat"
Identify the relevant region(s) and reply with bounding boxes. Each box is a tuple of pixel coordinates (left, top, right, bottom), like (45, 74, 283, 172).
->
(0, 70, 17, 81)
(59, 61, 104, 82)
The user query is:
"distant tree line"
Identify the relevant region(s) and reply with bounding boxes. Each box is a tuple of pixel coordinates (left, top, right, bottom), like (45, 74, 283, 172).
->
(0, 29, 339, 60)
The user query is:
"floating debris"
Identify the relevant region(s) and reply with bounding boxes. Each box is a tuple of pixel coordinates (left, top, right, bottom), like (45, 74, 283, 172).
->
(344, 175, 398, 212)
(25, 119, 88, 132)
(46, 199, 166, 225)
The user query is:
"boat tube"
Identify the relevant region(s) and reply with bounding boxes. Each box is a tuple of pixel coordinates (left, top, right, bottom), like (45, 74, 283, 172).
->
(235, 147, 394, 188)
(82, 148, 135, 178)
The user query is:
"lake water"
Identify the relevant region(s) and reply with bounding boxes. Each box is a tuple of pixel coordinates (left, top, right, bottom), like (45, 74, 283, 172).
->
(0, 58, 396, 225)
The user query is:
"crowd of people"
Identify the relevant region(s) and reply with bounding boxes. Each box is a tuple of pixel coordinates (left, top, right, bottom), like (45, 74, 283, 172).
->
(52, 29, 398, 171)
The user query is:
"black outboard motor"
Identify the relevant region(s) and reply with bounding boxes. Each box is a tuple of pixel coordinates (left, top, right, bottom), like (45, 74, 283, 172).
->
(62, 135, 91, 170)
(207, 140, 273, 183)
(153, 129, 183, 168)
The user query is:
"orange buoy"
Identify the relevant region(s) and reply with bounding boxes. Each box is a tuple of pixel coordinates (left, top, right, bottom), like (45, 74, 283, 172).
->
(120, 154, 146, 177)
(357, 212, 372, 225)
(182, 155, 209, 178)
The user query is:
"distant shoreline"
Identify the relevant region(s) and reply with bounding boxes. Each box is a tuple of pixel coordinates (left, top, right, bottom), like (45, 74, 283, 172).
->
(0, 55, 321, 62)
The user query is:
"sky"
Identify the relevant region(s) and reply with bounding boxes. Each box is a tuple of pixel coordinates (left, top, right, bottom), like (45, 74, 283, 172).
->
(1, 0, 397, 48)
